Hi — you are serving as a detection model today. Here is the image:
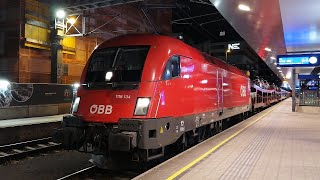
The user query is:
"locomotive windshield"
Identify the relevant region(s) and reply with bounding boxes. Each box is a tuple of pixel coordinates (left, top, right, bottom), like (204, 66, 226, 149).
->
(85, 46, 150, 88)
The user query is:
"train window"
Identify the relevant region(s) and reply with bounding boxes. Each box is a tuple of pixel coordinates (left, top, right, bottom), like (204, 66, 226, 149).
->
(86, 46, 150, 84)
(162, 56, 180, 80)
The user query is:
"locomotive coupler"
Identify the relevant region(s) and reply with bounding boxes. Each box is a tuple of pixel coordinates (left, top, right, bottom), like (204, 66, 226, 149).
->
(53, 115, 87, 150)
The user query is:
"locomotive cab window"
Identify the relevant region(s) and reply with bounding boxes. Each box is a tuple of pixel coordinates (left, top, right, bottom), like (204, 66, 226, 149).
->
(85, 46, 150, 89)
(162, 56, 180, 80)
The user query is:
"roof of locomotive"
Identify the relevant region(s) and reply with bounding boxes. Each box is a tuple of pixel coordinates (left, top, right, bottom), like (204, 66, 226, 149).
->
(97, 34, 247, 78)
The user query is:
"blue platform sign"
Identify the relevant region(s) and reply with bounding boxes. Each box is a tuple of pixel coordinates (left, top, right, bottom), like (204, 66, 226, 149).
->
(277, 54, 320, 67)
(298, 75, 320, 80)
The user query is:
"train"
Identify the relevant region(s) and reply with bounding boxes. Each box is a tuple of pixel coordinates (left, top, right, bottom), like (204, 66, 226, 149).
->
(53, 34, 290, 168)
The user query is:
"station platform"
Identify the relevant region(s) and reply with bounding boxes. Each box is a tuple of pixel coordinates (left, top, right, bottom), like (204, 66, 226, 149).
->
(0, 114, 64, 128)
(135, 98, 320, 180)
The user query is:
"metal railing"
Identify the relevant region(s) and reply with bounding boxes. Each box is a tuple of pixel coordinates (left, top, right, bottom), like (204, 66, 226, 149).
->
(298, 92, 320, 107)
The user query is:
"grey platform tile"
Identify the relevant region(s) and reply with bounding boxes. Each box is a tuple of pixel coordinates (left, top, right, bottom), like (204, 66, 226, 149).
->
(179, 99, 320, 180)
(135, 99, 320, 180)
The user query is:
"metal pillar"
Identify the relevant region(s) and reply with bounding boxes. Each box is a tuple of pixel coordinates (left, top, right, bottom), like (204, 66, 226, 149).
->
(292, 68, 296, 112)
(50, 28, 62, 83)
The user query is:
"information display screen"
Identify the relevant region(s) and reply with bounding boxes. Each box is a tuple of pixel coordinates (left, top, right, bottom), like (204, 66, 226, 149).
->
(277, 54, 320, 67)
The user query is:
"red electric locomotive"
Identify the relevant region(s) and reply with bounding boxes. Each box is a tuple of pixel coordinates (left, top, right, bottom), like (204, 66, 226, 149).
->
(54, 34, 251, 168)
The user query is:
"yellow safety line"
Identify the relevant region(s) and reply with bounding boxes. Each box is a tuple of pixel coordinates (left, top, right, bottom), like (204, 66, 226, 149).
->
(166, 103, 281, 180)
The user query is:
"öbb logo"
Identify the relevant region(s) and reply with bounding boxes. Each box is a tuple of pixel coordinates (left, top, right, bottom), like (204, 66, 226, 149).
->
(240, 85, 247, 97)
(90, 105, 113, 114)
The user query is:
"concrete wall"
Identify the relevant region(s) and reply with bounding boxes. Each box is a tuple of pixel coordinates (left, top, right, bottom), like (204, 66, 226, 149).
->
(0, 103, 71, 120)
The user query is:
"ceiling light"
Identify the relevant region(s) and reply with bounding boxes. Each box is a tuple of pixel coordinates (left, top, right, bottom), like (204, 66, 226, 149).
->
(277, 67, 281, 69)
(271, 56, 276, 60)
(56, 9, 66, 19)
(274, 63, 277, 65)
(286, 72, 292, 79)
(265, 47, 272, 52)
(238, 4, 251, 11)
(67, 17, 76, 24)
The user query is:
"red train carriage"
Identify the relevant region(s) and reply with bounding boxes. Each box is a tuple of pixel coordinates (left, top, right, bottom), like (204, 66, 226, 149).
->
(250, 79, 288, 111)
(54, 34, 251, 167)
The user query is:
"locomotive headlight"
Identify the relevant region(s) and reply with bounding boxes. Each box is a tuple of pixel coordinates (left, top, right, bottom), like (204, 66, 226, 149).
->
(72, 97, 80, 113)
(134, 98, 150, 116)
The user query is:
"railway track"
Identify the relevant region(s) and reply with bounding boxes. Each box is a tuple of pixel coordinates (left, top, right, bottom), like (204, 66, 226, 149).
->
(0, 137, 62, 164)
(57, 165, 139, 180)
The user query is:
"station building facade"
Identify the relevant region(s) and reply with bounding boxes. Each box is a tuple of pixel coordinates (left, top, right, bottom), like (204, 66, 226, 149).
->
(0, 0, 170, 84)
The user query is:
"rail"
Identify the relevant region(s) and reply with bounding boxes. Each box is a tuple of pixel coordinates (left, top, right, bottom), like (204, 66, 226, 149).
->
(57, 165, 139, 180)
(0, 137, 61, 164)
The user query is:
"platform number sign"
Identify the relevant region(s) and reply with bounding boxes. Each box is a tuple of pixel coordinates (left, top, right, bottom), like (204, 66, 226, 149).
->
(240, 85, 247, 97)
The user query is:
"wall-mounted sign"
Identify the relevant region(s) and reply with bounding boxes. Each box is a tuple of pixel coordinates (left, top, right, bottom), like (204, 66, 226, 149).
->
(228, 43, 240, 50)
(277, 54, 320, 67)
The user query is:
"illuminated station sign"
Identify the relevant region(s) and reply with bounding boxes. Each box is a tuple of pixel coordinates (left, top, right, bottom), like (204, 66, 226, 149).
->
(277, 54, 320, 67)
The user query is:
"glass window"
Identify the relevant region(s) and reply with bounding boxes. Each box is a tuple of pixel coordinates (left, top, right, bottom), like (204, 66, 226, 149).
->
(162, 56, 180, 80)
(85, 46, 150, 83)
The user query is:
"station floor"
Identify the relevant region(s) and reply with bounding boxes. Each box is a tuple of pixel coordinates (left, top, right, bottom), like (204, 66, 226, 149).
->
(0, 114, 64, 128)
(135, 98, 320, 180)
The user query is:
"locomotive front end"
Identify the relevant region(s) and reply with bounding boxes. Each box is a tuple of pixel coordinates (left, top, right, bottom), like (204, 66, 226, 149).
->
(53, 42, 160, 167)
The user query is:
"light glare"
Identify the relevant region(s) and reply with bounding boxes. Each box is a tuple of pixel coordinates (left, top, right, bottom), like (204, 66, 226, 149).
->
(105, 71, 113, 81)
(238, 4, 251, 11)
(138, 98, 150, 107)
(73, 83, 80, 88)
(56, 9, 66, 19)
(0, 80, 10, 90)
(265, 47, 272, 52)
(201, 79, 208, 84)
(286, 72, 292, 79)
(67, 17, 76, 24)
